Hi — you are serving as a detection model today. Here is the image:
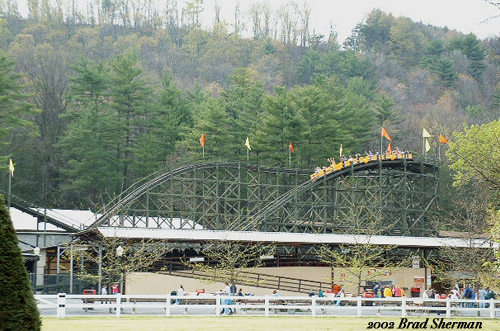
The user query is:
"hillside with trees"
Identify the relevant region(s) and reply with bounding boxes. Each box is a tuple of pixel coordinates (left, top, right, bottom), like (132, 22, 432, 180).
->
(0, 1, 498, 213)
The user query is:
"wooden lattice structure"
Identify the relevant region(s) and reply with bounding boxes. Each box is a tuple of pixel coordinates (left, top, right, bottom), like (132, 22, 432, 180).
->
(89, 156, 439, 236)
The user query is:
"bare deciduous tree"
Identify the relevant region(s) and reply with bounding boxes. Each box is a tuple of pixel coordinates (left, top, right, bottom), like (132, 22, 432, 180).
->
(317, 200, 409, 295)
(66, 235, 171, 292)
(184, 241, 275, 286)
(431, 184, 497, 288)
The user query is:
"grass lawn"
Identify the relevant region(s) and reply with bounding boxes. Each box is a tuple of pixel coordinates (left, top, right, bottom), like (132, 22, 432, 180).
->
(42, 316, 500, 331)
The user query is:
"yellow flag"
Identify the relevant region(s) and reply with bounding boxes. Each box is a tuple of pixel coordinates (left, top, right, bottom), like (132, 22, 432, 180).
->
(245, 137, 251, 151)
(422, 128, 432, 138)
(425, 139, 431, 152)
(8, 158, 14, 177)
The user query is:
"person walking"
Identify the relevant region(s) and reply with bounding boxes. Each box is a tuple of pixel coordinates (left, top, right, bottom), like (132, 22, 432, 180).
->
(176, 285, 185, 304)
(334, 289, 345, 306)
(222, 283, 232, 315)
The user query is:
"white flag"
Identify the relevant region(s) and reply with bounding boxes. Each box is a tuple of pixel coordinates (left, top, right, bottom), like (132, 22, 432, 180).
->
(425, 139, 431, 152)
(8, 158, 14, 177)
(245, 137, 251, 151)
(422, 128, 432, 138)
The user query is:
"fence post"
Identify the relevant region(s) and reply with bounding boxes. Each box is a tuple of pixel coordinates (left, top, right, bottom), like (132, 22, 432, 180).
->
(115, 293, 121, 318)
(166, 295, 171, 317)
(265, 296, 269, 317)
(445, 298, 451, 318)
(311, 297, 316, 317)
(216, 295, 221, 317)
(401, 296, 407, 317)
(57, 293, 66, 318)
(489, 299, 495, 319)
(357, 296, 362, 317)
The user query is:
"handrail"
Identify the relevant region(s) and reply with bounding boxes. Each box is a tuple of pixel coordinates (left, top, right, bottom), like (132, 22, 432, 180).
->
(160, 267, 331, 294)
(1, 190, 80, 232)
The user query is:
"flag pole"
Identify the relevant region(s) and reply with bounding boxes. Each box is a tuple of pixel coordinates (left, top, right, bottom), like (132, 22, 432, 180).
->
(202, 146, 205, 159)
(380, 133, 383, 154)
(289, 148, 291, 168)
(246, 148, 249, 161)
(422, 136, 425, 157)
(8, 169, 12, 207)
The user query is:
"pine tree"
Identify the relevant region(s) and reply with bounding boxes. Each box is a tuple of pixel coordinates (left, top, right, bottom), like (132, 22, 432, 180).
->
(133, 72, 189, 176)
(184, 97, 235, 160)
(297, 49, 321, 84)
(293, 83, 345, 166)
(461, 34, 486, 81)
(253, 87, 304, 166)
(422, 39, 444, 69)
(433, 57, 457, 88)
(58, 58, 122, 206)
(222, 69, 265, 160)
(448, 34, 486, 81)
(109, 53, 153, 188)
(0, 195, 41, 330)
(0, 51, 36, 160)
(336, 78, 376, 153)
(373, 93, 397, 126)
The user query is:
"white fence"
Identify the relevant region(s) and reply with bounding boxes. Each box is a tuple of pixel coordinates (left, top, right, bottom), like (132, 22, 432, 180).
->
(35, 294, 500, 318)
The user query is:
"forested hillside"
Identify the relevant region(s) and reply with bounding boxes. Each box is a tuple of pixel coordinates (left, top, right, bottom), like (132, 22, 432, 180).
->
(0, 1, 498, 210)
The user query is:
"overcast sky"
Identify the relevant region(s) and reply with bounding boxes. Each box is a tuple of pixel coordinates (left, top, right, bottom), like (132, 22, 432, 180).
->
(203, 0, 500, 42)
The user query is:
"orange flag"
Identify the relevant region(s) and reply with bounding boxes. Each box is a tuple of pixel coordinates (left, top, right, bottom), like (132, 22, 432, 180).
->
(439, 133, 448, 144)
(200, 133, 205, 147)
(387, 142, 392, 154)
(381, 127, 392, 141)
(289, 141, 295, 154)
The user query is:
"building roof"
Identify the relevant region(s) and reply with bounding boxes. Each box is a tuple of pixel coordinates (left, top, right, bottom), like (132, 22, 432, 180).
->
(10, 207, 97, 231)
(97, 227, 498, 249)
(10, 206, 202, 232)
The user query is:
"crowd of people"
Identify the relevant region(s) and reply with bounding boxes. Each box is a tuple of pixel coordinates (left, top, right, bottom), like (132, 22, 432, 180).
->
(305, 284, 346, 306)
(372, 284, 406, 298)
(172, 283, 246, 314)
(100, 283, 119, 295)
(163, 282, 496, 313)
(423, 285, 496, 308)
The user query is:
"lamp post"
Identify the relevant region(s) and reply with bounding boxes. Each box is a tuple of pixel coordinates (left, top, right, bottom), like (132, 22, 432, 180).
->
(33, 247, 40, 292)
(116, 245, 124, 294)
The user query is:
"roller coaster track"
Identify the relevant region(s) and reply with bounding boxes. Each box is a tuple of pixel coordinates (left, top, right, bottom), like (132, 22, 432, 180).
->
(243, 154, 435, 232)
(89, 162, 311, 229)
(1, 190, 80, 232)
(89, 153, 438, 234)
(89, 154, 437, 236)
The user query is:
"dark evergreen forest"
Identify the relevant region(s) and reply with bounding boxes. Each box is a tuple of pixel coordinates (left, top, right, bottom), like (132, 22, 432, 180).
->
(0, 1, 498, 212)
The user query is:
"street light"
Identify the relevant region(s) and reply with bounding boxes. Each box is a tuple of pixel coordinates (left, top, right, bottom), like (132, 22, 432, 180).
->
(116, 245, 124, 294)
(33, 247, 40, 292)
(116, 245, 124, 257)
